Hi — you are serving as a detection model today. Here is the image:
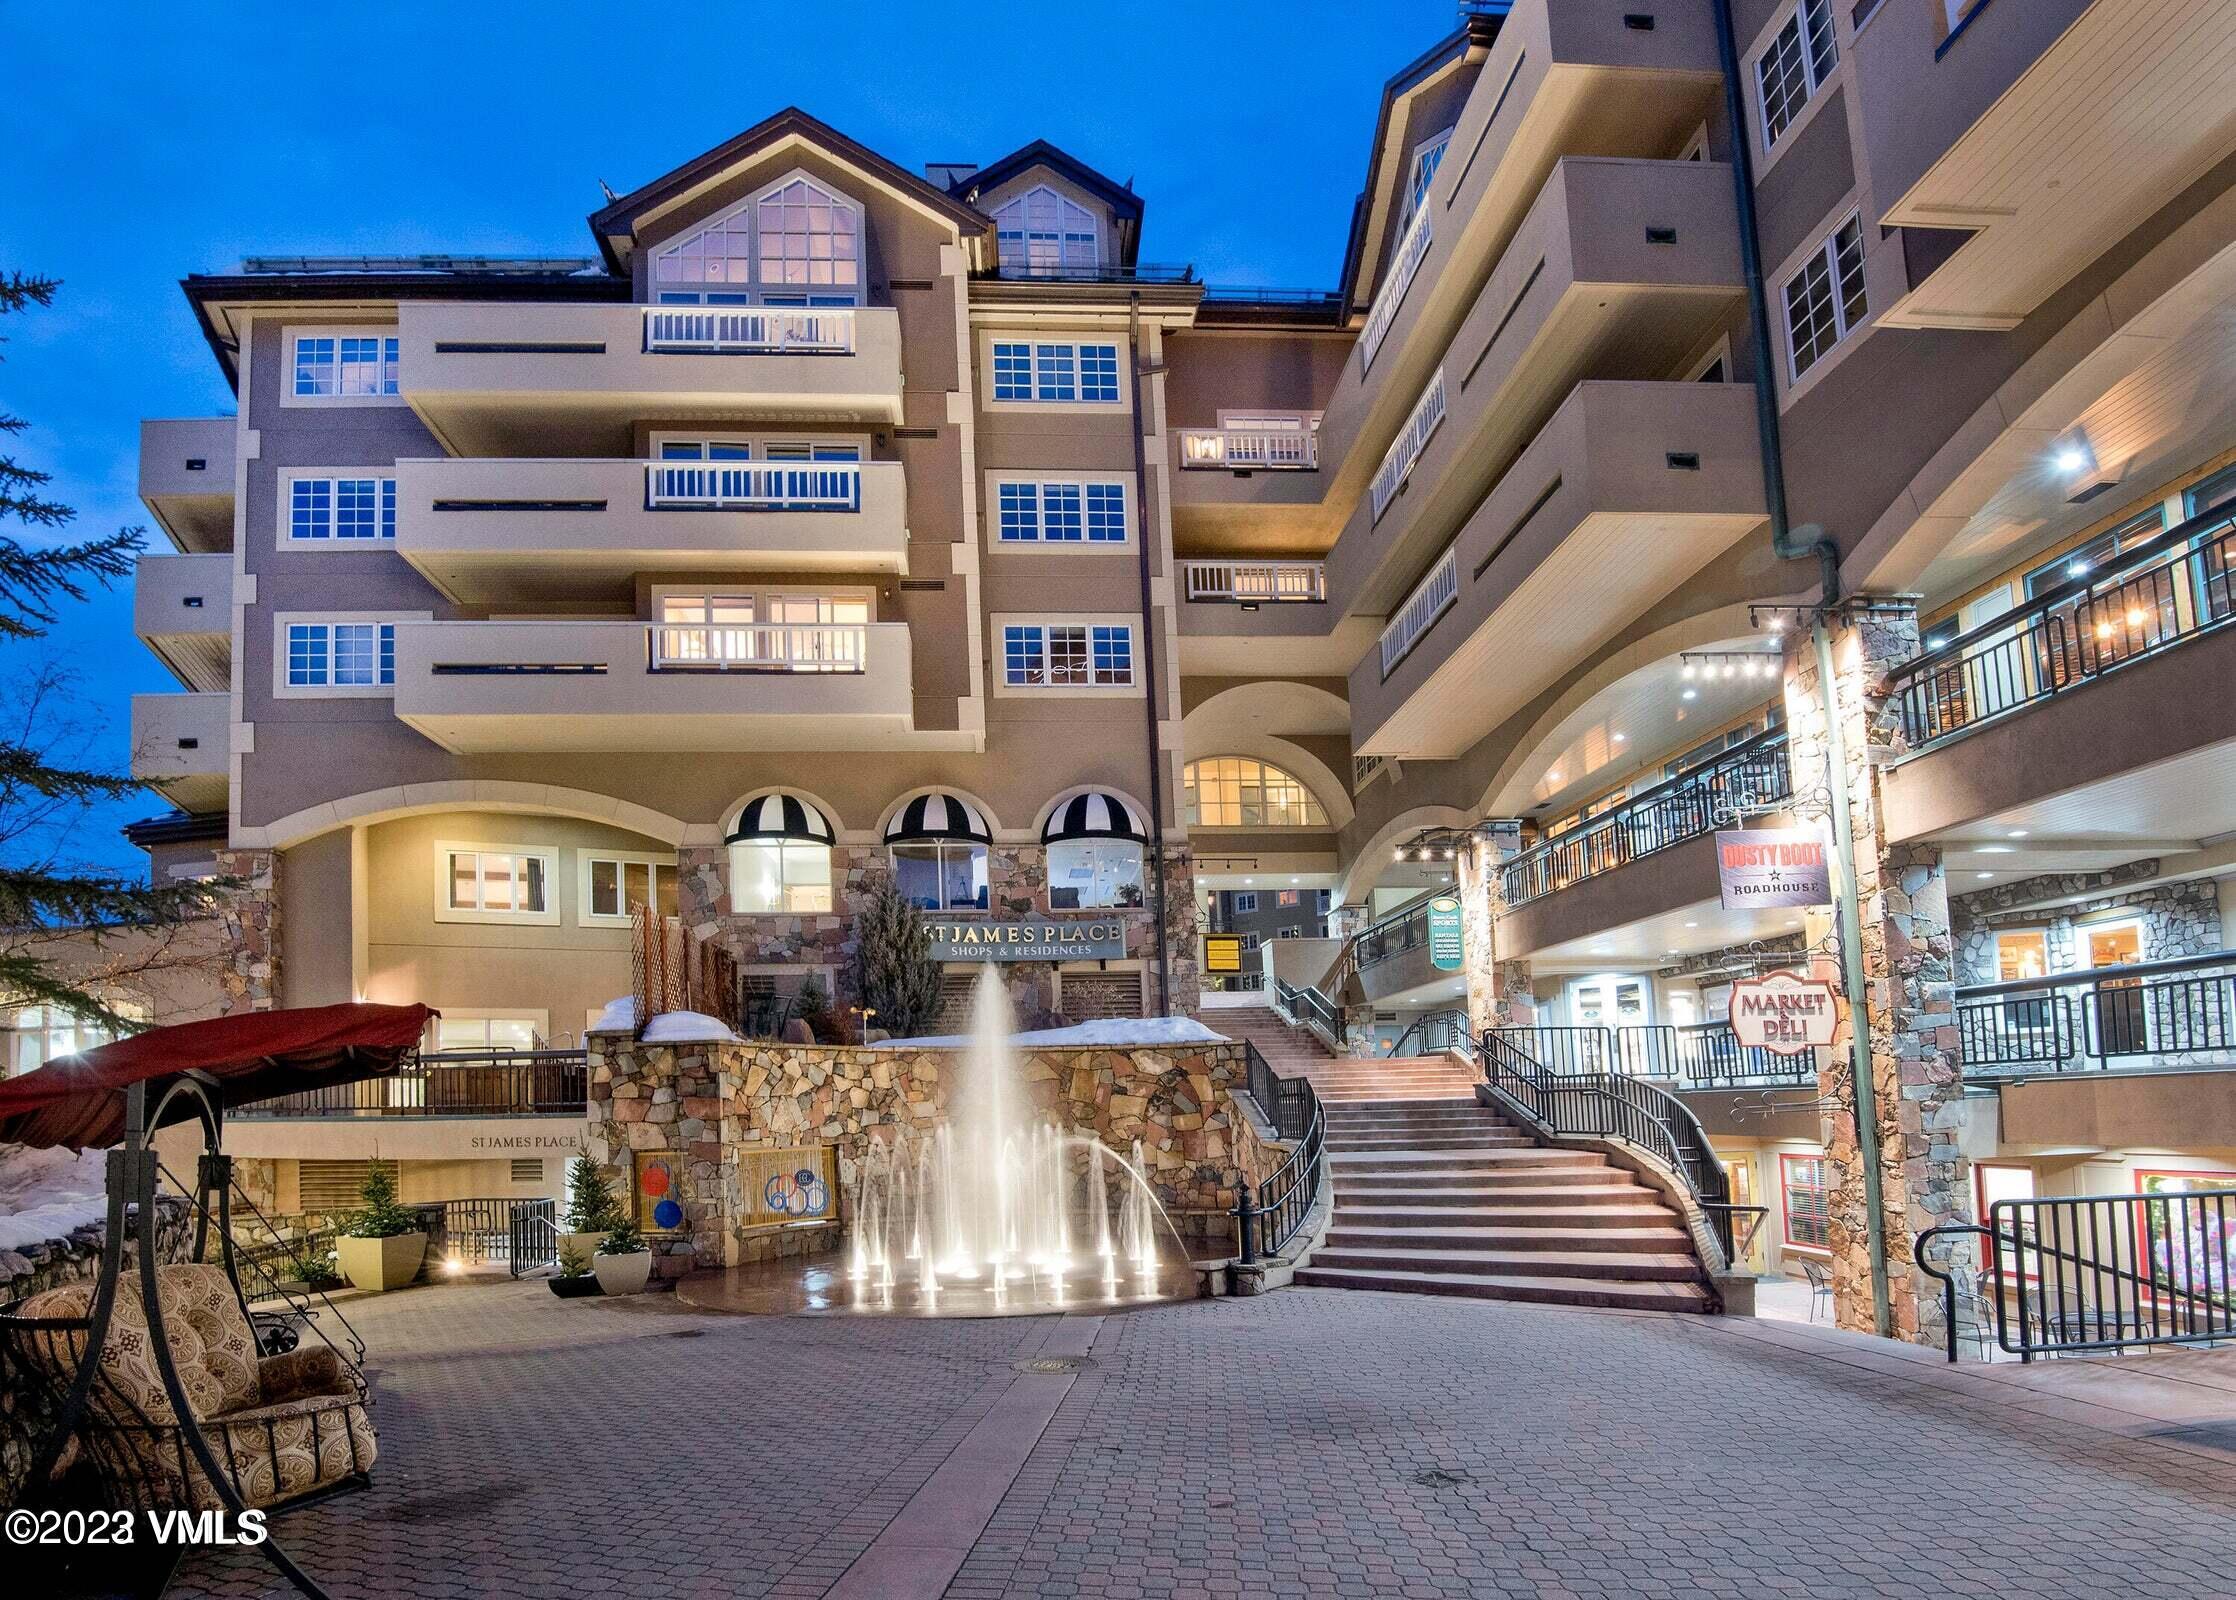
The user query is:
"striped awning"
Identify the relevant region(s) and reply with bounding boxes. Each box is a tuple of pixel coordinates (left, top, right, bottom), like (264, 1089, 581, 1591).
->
(727, 792, 834, 844)
(1042, 791, 1147, 844)
(884, 791, 991, 845)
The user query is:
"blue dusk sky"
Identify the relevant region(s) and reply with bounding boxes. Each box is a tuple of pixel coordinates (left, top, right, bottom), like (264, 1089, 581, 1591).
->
(0, 0, 1460, 876)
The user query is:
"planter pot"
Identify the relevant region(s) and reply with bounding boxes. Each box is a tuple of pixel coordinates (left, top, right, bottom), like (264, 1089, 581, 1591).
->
(337, 1232, 426, 1293)
(593, 1250, 654, 1297)
(558, 1231, 610, 1267)
(549, 1276, 603, 1299)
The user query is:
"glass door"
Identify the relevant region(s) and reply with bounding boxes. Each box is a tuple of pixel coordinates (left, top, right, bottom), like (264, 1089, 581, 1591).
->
(2083, 920, 2148, 1057)
(1722, 1157, 1766, 1273)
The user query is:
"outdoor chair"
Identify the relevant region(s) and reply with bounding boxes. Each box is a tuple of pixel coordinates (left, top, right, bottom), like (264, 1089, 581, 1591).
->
(1799, 1256, 1832, 1321)
(10, 1262, 375, 1513)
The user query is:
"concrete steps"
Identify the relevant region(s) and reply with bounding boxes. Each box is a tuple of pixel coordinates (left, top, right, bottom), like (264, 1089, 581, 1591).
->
(1292, 1265, 1714, 1312)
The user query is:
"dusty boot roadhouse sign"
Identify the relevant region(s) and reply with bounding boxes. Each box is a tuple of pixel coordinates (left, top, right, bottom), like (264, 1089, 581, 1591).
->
(1714, 826, 1832, 909)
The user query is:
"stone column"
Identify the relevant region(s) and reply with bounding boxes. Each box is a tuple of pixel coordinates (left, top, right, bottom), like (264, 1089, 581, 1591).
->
(1782, 601, 1971, 1346)
(1156, 843, 1200, 1017)
(586, 1030, 726, 1279)
(1456, 832, 1535, 1044)
(210, 848, 281, 1012)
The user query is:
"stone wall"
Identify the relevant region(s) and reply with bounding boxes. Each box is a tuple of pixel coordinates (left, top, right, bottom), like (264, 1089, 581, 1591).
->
(1, 1195, 192, 1306)
(585, 1028, 1263, 1279)
(210, 849, 281, 1013)
(1952, 874, 2222, 984)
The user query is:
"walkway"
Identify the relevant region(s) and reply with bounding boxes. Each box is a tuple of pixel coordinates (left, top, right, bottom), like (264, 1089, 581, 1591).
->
(170, 1280, 2236, 1599)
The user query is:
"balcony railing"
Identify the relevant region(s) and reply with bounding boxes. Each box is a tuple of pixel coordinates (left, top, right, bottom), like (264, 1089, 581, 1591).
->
(233, 1050, 588, 1119)
(1487, 1023, 1816, 1089)
(651, 622, 868, 672)
(1178, 428, 1319, 471)
(1359, 204, 1432, 372)
(1378, 547, 1458, 677)
(1181, 560, 1326, 603)
(1370, 366, 1448, 523)
(644, 460, 862, 512)
(1955, 950, 2236, 1077)
(1889, 504, 2236, 749)
(642, 305, 856, 355)
(978, 262, 1196, 285)
(1500, 730, 1793, 908)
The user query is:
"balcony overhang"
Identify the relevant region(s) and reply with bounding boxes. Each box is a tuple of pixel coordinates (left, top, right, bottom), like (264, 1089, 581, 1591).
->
(130, 692, 228, 813)
(137, 418, 235, 554)
(133, 553, 233, 692)
(1352, 381, 1765, 760)
(391, 620, 967, 754)
(396, 302, 905, 456)
(393, 458, 910, 603)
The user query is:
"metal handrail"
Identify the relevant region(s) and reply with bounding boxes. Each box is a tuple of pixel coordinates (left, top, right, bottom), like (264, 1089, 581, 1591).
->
(642, 305, 855, 355)
(1178, 428, 1319, 471)
(1234, 1041, 1325, 1264)
(1384, 1009, 1474, 1059)
(644, 460, 862, 511)
(650, 621, 869, 672)
(1500, 728, 1792, 908)
(1272, 977, 1347, 1052)
(233, 1049, 588, 1118)
(1180, 559, 1326, 602)
(1954, 949, 2236, 1076)
(978, 262, 1196, 284)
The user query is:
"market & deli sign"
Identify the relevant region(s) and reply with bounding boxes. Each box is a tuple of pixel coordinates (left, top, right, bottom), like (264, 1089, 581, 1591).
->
(1728, 970, 1840, 1055)
(926, 919, 1127, 962)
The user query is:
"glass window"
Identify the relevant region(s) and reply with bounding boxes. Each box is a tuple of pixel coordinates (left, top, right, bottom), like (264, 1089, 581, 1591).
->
(994, 186, 1100, 274)
(435, 1016, 542, 1054)
(1035, 343, 1076, 401)
(1994, 930, 2049, 983)
(285, 621, 396, 689)
(289, 477, 396, 541)
(1084, 483, 1126, 541)
(1047, 838, 1143, 909)
(1232, 892, 1258, 914)
(1784, 213, 1866, 380)
(993, 481, 1126, 543)
(890, 840, 990, 911)
(585, 858, 678, 923)
(992, 341, 1033, 401)
(2022, 507, 2167, 597)
(997, 481, 1039, 541)
(1781, 1153, 1832, 1251)
(1400, 128, 1453, 230)
(651, 176, 859, 304)
(1079, 344, 1120, 403)
(1003, 624, 1134, 687)
(446, 850, 551, 916)
(990, 341, 1121, 404)
(1182, 758, 1330, 828)
(729, 840, 833, 913)
(2185, 465, 2236, 519)
(292, 334, 398, 397)
(1756, 0, 1837, 151)
(4, 1000, 145, 1076)
(1042, 482, 1083, 541)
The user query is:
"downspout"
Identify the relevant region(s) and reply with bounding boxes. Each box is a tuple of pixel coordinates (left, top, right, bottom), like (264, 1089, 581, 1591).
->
(1127, 292, 1175, 1016)
(1713, 0, 1892, 1339)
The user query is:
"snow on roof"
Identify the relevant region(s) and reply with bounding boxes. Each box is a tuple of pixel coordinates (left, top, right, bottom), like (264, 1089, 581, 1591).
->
(881, 1017, 1228, 1050)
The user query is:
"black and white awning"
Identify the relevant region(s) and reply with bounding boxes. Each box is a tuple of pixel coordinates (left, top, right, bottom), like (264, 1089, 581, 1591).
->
(1042, 791, 1147, 844)
(884, 790, 992, 845)
(727, 792, 834, 844)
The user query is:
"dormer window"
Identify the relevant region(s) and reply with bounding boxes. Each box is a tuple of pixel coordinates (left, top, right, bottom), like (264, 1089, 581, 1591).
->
(1399, 128, 1453, 232)
(993, 186, 1100, 276)
(652, 171, 861, 306)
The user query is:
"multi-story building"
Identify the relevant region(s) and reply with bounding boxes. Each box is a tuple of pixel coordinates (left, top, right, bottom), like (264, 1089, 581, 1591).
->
(121, 0, 2236, 1333)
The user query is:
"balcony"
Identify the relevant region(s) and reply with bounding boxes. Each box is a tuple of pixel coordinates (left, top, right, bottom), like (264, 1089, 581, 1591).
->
(1956, 952, 2236, 1080)
(391, 618, 937, 754)
(1350, 380, 1765, 760)
(395, 301, 905, 455)
(1181, 560, 1325, 604)
(1178, 427, 1318, 473)
(234, 1050, 588, 1118)
(138, 418, 233, 553)
(131, 692, 227, 812)
(133, 553, 232, 691)
(392, 458, 909, 603)
(1175, 558, 1380, 676)
(1488, 1024, 1817, 1090)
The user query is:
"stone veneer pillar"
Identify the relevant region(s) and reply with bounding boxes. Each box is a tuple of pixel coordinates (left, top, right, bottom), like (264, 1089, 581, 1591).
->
(1456, 833, 1533, 1042)
(1782, 601, 1971, 1346)
(210, 848, 281, 1013)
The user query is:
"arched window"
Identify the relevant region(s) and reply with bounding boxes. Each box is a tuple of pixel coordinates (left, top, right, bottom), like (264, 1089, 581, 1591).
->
(1182, 758, 1329, 828)
(1043, 792, 1145, 909)
(727, 792, 835, 913)
(652, 173, 861, 306)
(994, 186, 1099, 276)
(885, 791, 991, 911)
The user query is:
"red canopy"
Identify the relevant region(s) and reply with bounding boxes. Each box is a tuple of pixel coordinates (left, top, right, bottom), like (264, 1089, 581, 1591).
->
(0, 1003, 437, 1151)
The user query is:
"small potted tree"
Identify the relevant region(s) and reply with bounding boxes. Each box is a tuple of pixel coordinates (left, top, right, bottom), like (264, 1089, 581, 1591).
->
(560, 1151, 622, 1262)
(593, 1215, 654, 1297)
(336, 1164, 428, 1292)
(550, 1241, 602, 1299)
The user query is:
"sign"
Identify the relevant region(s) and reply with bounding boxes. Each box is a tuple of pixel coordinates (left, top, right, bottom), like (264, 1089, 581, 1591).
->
(1204, 934, 1244, 974)
(1426, 895, 1465, 972)
(925, 918, 1126, 962)
(1729, 970, 1840, 1055)
(1716, 826, 1831, 910)
(632, 1150, 687, 1234)
(737, 1146, 835, 1227)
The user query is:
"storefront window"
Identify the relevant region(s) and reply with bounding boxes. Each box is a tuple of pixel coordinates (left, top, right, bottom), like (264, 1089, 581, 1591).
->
(1047, 839, 1143, 909)
(730, 840, 833, 913)
(1781, 1153, 1831, 1251)
(891, 840, 988, 910)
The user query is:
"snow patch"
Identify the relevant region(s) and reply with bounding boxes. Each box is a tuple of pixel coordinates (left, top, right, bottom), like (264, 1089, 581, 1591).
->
(881, 1017, 1228, 1050)
(640, 1010, 743, 1045)
(588, 996, 636, 1034)
(0, 1145, 112, 1254)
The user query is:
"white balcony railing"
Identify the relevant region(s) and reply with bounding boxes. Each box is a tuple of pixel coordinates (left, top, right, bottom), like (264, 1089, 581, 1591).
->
(1378, 548, 1458, 678)
(1178, 428, 1319, 471)
(1182, 560, 1326, 603)
(644, 461, 862, 512)
(650, 622, 868, 672)
(1359, 205, 1433, 373)
(642, 306, 856, 355)
(1369, 366, 1449, 524)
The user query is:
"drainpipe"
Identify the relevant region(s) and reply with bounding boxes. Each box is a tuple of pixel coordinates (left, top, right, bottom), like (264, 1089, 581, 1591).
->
(1713, 0, 1891, 1339)
(1128, 292, 1174, 1017)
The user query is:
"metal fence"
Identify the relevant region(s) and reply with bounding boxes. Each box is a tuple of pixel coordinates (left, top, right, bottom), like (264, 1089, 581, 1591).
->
(1954, 951, 2236, 1076)
(233, 1050, 588, 1118)
(1235, 1043, 1324, 1263)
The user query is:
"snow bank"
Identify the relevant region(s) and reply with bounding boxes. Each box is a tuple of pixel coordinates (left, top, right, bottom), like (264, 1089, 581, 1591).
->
(588, 995, 636, 1034)
(0, 1145, 111, 1253)
(641, 1010, 744, 1045)
(881, 1017, 1228, 1050)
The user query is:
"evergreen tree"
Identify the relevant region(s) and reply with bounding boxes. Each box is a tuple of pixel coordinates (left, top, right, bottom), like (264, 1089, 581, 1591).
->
(0, 271, 218, 1028)
(856, 875, 942, 1039)
(562, 1151, 624, 1233)
(342, 1161, 420, 1239)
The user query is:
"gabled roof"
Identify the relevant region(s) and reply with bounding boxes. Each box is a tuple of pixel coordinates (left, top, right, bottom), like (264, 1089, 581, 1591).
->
(587, 106, 989, 272)
(948, 138, 1144, 223)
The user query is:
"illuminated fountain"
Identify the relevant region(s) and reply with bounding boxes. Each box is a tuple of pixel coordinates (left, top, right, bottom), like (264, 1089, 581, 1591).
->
(840, 966, 1189, 1314)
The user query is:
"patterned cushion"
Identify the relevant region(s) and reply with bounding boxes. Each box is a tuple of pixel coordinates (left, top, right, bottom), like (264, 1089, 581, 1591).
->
(76, 1394, 377, 1513)
(17, 1264, 258, 1425)
(255, 1344, 348, 1406)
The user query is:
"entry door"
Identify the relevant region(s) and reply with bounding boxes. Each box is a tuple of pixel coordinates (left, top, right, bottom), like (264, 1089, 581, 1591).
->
(1722, 1157, 1766, 1273)
(2084, 921, 2148, 1057)
(1565, 975, 1648, 1069)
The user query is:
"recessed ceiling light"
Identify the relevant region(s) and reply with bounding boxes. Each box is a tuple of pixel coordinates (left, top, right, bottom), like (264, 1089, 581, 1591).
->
(1977, 845, 2013, 855)
(2055, 446, 2089, 473)
(2007, 829, 2029, 839)
(1683, 920, 1699, 929)
(1546, 770, 1563, 784)
(1975, 871, 1995, 879)
(1612, 733, 1627, 744)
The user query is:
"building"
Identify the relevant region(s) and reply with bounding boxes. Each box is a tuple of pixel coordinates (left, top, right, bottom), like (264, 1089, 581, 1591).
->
(121, 0, 2236, 1334)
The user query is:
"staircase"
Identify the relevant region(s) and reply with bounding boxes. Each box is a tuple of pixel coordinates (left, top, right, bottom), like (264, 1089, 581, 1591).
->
(1217, 1004, 1338, 1074)
(1291, 1086, 1713, 1313)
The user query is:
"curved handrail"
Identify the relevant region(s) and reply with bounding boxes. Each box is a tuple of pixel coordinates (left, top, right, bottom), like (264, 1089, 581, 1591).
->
(1272, 977, 1348, 1052)
(1384, 1009, 1473, 1059)
(1234, 1041, 1325, 1263)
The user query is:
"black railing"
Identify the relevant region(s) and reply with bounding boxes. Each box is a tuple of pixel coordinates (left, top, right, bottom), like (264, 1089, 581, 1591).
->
(1352, 895, 1434, 972)
(1954, 951, 2236, 1076)
(508, 1199, 558, 1277)
(424, 1198, 560, 1275)
(233, 1049, 589, 1118)
(1272, 978, 1347, 1049)
(977, 262, 1196, 285)
(1501, 730, 1792, 908)
(1890, 504, 2236, 749)
(1235, 1044, 1325, 1264)
(1918, 1187, 2236, 1362)
(1481, 1027, 1737, 1263)
(1616, 1022, 1819, 1088)
(1384, 1009, 1474, 1059)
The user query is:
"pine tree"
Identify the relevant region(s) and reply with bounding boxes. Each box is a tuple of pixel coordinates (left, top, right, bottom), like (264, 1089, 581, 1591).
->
(562, 1151, 624, 1233)
(0, 271, 218, 1029)
(856, 875, 942, 1039)
(342, 1161, 420, 1239)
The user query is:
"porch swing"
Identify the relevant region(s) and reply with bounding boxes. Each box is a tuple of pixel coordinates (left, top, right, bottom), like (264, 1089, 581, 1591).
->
(0, 1002, 436, 1599)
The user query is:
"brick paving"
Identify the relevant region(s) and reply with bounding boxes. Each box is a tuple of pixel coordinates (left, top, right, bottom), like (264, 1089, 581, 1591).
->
(172, 1279, 2236, 1599)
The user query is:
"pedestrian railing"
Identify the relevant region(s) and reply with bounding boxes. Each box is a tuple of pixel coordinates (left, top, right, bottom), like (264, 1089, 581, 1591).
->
(643, 305, 855, 355)
(1178, 428, 1319, 471)
(1233, 1042, 1324, 1265)
(234, 1050, 588, 1118)
(644, 460, 862, 512)
(1954, 950, 2236, 1076)
(1271, 977, 1348, 1054)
